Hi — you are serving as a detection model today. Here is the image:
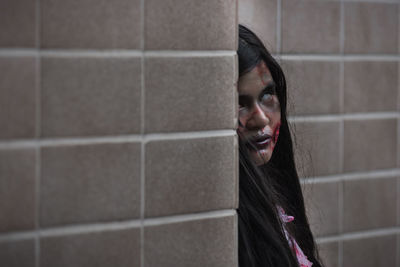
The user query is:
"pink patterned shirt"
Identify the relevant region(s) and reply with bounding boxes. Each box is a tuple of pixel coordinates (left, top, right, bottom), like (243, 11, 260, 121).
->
(278, 207, 313, 267)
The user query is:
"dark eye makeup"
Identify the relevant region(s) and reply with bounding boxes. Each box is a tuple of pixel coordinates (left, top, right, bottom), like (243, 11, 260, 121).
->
(238, 82, 277, 108)
(239, 95, 252, 108)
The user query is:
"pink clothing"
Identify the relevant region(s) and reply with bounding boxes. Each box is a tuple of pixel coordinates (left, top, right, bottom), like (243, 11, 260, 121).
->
(278, 207, 313, 267)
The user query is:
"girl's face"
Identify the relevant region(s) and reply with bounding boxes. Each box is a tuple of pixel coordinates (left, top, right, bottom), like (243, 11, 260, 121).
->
(237, 61, 281, 166)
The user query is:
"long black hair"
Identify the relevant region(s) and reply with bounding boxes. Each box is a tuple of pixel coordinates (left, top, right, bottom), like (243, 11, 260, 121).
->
(237, 25, 322, 267)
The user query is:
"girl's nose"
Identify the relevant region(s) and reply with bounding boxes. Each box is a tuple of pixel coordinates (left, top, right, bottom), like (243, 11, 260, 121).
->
(246, 103, 269, 130)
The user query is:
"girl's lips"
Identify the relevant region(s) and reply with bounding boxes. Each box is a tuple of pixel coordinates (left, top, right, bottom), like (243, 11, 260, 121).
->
(248, 134, 272, 150)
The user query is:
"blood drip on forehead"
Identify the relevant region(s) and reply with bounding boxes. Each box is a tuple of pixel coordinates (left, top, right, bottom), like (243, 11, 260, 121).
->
(256, 61, 271, 86)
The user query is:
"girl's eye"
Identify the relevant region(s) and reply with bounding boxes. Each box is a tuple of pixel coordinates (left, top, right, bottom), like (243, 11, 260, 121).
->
(238, 96, 251, 109)
(260, 93, 273, 105)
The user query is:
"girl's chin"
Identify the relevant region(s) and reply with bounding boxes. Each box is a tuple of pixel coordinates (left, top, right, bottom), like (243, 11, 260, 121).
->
(250, 148, 272, 166)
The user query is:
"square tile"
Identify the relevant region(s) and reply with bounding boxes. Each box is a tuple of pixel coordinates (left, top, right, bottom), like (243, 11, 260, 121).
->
(283, 60, 340, 115)
(40, 228, 140, 267)
(0, 57, 36, 139)
(303, 181, 339, 236)
(0, 148, 36, 232)
(0, 239, 35, 267)
(145, 136, 237, 217)
(239, 0, 277, 52)
(41, 56, 141, 137)
(144, 215, 237, 267)
(344, 61, 398, 113)
(344, 2, 398, 54)
(282, 0, 340, 53)
(293, 121, 341, 177)
(145, 0, 236, 50)
(0, 0, 36, 47)
(41, 0, 141, 49)
(343, 235, 397, 267)
(343, 177, 397, 232)
(40, 142, 141, 226)
(145, 56, 236, 133)
(343, 119, 397, 172)
(317, 241, 338, 267)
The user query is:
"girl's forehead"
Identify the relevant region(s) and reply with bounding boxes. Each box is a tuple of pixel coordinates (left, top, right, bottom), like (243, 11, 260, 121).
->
(238, 61, 273, 95)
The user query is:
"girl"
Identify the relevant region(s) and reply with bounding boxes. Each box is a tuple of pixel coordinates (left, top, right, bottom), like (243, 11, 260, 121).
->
(237, 25, 323, 267)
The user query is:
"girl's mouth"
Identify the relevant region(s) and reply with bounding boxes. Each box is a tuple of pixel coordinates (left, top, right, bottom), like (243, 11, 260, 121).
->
(247, 134, 272, 150)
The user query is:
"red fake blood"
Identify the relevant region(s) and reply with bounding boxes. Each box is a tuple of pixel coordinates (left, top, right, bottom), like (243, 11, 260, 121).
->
(273, 122, 281, 144)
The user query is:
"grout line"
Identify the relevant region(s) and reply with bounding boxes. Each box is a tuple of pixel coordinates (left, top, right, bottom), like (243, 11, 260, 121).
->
(397, 8, 400, 267)
(0, 210, 236, 242)
(140, 0, 145, 266)
(34, 146, 41, 267)
(142, 130, 236, 142)
(0, 136, 141, 149)
(398, 80, 400, 170)
(0, 221, 141, 243)
(398, 177, 400, 231)
(316, 227, 400, 243)
(35, 55, 41, 139)
(0, 49, 236, 57)
(39, 221, 142, 238)
(0, 49, 38, 56)
(4, 215, 398, 244)
(288, 112, 399, 122)
(277, 54, 400, 61)
(339, 63, 344, 114)
(0, 130, 237, 149)
(340, 0, 400, 3)
(3, 49, 400, 59)
(0, 232, 37, 243)
(40, 50, 142, 57)
(339, 63, 345, 172)
(397, 234, 400, 267)
(397, 10, 400, 266)
(139, 56, 145, 267)
(338, 239, 343, 267)
(144, 50, 236, 57)
(140, 55, 145, 136)
(338, 179, 344, 236)
(276, 0, 282, 54)
(140, 142, 145, 267)
(35, 0, 41, 265)
(338, 2, 345, 258)
(302, 169, 400, 184)
(339, 0, 345, 56)
(144, 210, 236, 227)
(398, 120, 400, 228)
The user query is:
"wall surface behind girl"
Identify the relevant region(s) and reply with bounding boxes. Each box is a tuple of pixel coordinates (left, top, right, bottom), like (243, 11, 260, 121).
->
(240, 0, 400, 267)
(0, 0, 238, 266)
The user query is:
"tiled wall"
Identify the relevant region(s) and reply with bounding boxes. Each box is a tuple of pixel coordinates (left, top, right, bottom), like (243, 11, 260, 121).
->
(240, 0, 399, 266)
(0, 0, 238, 266)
